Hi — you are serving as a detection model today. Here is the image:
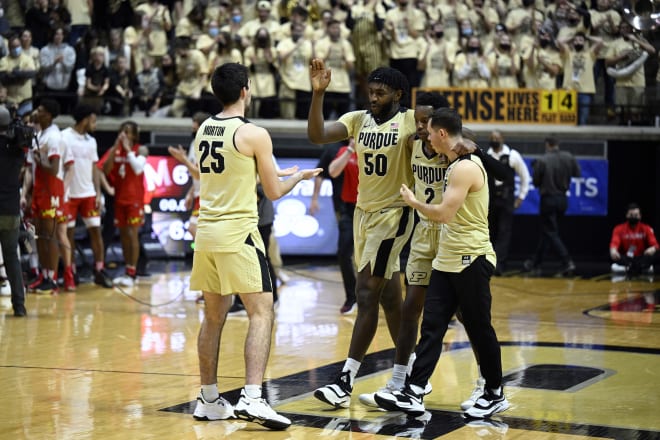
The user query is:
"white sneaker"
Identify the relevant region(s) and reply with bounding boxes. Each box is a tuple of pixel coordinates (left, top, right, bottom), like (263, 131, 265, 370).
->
(192, 392, 234, 421)
(113, 275, 135, 287)
(611, 263, 627, 273)
(234, 389, 291, 430)
(314, 371, 353, 408)
(373, 385, 425, 416)
(359, 382, 401, 408)
(461, 377, 485, 410)
(423, 381, 432, 395)
(464, 388, 510, 419)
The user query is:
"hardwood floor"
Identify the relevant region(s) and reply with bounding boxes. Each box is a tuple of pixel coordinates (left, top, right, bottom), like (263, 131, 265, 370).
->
(1, 260, 658, 439)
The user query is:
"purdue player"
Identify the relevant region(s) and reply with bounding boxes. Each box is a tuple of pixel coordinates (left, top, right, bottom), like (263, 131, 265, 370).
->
(375, 107, 509, 419)
(190, 62, 320, 430)
(309, 60, 419, 408)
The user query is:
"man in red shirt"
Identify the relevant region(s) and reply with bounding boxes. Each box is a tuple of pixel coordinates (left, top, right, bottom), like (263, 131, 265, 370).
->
(610, 203, 658, 276)
(98, 121, 148, 287)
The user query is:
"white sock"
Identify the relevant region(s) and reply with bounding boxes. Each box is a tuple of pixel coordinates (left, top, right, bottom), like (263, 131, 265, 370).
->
(201, 384, 219, 401)
(343, 358, 361, 386)
(389, 364, 408, 389)
(244, 384, 262, 399)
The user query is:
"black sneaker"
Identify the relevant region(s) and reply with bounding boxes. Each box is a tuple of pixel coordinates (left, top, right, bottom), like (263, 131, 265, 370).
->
(314, 371, 353, 408)
(35, 278, 59, 295)
(227, 301, 247, 316)
(94, 269, 113, 288)
(374, 384, 425, 416)
(464, 388, 510, 419)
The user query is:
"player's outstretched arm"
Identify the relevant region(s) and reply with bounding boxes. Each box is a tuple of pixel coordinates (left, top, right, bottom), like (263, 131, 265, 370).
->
(307, 58, 349, 145)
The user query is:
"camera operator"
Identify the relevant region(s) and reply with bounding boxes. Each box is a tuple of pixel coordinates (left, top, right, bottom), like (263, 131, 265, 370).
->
(0, 105, 27, 316)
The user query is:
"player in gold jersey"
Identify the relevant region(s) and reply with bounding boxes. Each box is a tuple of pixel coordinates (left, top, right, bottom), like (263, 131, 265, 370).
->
(190, 62, 321, 430)
(375, 107, 510, 419)
(309, 59, 417, 408)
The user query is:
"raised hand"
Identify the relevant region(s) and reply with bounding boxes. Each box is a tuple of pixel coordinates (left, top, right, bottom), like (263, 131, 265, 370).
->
(168, 145, 187, 163)
(310, 58, 332, 92)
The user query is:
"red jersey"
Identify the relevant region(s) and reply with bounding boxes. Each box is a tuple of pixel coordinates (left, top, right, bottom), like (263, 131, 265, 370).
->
(335, 146, 358, 204)
(609, 222, 659, 257)
(97, 144, 146, 205)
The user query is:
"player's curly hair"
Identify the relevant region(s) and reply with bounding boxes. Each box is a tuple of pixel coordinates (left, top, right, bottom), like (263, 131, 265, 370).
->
(367, 67, 410, 104)
(415, 91, 449, 109)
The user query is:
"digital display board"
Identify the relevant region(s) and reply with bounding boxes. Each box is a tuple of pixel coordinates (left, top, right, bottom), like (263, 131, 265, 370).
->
(143, 156, 339, 257)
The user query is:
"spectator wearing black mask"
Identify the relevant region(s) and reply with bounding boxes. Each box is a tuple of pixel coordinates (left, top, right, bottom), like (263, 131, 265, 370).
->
(0, 105, 27, 316)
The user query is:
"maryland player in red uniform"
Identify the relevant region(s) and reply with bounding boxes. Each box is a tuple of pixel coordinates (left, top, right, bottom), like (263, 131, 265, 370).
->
(22, 99, 75, 293)
(99, 121, 148, 287)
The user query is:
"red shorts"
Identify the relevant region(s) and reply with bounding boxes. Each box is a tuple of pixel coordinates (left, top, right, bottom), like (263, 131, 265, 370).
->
(114, 202, 144, 228)
(32, 182, 66, 222)
(67, 196, 101, 227)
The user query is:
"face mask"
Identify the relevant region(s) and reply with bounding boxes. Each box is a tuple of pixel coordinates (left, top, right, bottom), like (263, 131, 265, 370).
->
(209, 27, 219, 37)
(627, 217, 640, 227)
(540, 39, 551, 48)
(573, 44, 584, 51)
(522, 0, 534, 6)
(500, 44, 511, 51)
(232, 15, 242, 23)
(468, 46, 480, 54)
(489, 141, 501, 149)
(435, 31, 444, 39)
(462, 28, 473, 37)
(11, 47, 21, 57)
(569, 19, 580, 26)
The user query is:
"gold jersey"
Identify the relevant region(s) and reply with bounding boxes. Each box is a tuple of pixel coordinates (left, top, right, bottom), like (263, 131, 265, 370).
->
(193, 116, 259, 252)
(410, 138, 449, 223)
(433, 154, 496, 272)
(338, 108, 415, 212)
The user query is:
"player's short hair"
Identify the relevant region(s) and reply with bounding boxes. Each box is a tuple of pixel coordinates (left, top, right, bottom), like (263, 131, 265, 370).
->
(415, 91, 449, 109)
(211, 63, 249, 106)
(429, 107, 462, 136)
(39, 98, 60, 119)
(72, 103, 96, 123)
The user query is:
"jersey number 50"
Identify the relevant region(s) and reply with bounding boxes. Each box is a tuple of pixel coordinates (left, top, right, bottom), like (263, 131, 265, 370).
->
(199, 140, 225, 174)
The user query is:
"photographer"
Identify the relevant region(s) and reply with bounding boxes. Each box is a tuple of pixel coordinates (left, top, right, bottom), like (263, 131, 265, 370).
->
(0, 105, 27, 316)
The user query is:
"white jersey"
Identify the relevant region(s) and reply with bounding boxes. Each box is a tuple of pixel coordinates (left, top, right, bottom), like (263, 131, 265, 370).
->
(61, 127, 99, 198)
(27, 123, 71, 181)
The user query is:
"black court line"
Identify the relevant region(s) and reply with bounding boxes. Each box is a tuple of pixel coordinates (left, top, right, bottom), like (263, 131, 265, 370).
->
(161, 343, 660, 438)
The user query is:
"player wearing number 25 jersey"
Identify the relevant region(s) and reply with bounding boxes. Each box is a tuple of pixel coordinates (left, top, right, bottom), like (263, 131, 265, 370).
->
(192, 116, 256, 253)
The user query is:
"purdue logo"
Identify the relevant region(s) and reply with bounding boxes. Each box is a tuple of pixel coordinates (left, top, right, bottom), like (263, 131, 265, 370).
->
(408, 271, 428, 283)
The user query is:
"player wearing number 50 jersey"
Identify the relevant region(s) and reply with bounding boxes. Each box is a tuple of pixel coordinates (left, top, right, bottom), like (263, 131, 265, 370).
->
(190, 62, 320, 430)
(308, 59, 417, 409)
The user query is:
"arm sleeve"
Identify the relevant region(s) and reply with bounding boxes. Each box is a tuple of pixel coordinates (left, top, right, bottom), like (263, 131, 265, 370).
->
(511, 150, 531, 200)
(126, 151, 147, 175)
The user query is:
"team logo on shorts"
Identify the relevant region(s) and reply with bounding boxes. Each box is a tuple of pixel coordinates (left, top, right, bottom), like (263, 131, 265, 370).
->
(461, 255, 471, 265)
(408, 271, 427, 283)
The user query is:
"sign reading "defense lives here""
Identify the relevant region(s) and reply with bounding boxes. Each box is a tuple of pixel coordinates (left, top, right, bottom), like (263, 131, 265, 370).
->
(415, 88, 577, 125)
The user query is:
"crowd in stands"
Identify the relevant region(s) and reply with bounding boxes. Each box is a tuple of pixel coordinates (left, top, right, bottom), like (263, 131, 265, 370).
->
(0, 0, 658, 123)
